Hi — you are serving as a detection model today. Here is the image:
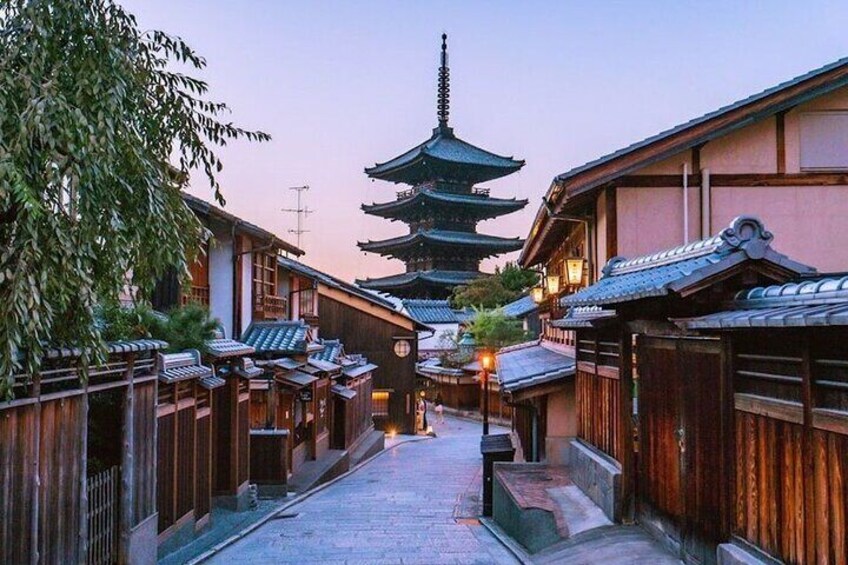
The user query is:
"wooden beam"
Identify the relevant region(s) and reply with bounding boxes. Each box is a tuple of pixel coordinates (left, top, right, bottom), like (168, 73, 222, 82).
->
(78, 378, 89, 565)
(614, 172, 848, 188)
(618, 334, 635, 523)
(776, 112, 786, 174)
(800, 334, 816, 564)
(30, 373, 41, 565)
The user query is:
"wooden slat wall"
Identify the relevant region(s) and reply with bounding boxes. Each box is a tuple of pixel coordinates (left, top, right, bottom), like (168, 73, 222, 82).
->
(576, 370, 621, 461)
(213, 382, 234, 494)
(0, 404, 37, 563)
(176, 407, 196, 519)
(157, 412, 176, 533)
(133, 381, 157, 526)
(195, 414, 212, 520)
(237, 390, 250, 486)
(732, 330, 848, 564)
(39, 395, 84, 563)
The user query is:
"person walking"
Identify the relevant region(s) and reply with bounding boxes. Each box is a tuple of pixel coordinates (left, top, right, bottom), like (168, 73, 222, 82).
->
(435, 392, 445, 424)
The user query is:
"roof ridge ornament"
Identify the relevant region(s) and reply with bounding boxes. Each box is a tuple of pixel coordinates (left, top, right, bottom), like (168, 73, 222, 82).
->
(718, 215, 773, 259)
(437, 33, 451, 131)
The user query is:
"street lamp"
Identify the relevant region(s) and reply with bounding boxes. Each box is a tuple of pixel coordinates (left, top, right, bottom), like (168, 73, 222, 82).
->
(480, 351, 494, 435)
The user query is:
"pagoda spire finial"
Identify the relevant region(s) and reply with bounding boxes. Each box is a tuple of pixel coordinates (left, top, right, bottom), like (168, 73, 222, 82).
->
(437, 33, 450, 128)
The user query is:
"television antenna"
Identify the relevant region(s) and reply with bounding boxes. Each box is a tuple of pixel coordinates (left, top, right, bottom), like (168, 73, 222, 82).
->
(281, 185, 314, 250)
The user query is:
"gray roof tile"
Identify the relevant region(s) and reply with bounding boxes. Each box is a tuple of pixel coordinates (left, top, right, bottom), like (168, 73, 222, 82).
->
(495, 341, 575, 394)
(241, 321, 309, 355)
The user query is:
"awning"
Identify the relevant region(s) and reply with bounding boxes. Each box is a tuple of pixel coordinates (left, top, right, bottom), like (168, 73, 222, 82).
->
(331, 384, 357, 401)
(496, 341, 575, 396)
(343, 363, 378, 378)
(199, 375, 226, 390)
(270, 357, 305, 371)
(308, 358, 342, 373)
(277, 371, 319, 388)
(205, 338, 255, 359)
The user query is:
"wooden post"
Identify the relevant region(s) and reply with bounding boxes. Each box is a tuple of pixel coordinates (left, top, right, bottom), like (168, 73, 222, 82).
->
(119, 356, 136, 565)
(78, 377, 89, 565)
(30, 373, 42, 565)
(799, 333, 816, 563)
(619, 333, 635, 523)
(719, 334, 735, 541)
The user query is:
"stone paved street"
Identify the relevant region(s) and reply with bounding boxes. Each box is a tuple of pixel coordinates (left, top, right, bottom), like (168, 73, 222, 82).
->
(208, 415, 519, 564)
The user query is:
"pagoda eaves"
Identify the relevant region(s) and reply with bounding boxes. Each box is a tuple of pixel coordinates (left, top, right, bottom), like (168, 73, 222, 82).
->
(362, 188, 528, 222)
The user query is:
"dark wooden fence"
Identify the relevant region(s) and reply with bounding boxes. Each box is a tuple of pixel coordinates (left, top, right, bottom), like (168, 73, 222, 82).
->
(732, 331, 848, 564)
(87, 466, 119, 565)
(575, 331, 623, 461)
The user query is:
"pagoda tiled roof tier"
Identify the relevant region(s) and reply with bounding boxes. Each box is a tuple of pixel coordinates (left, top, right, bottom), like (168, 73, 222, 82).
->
(357, 270, 485, 299)
(362, 188, 528, 222)
(365, 125, 524, 186)
(358, 229, 524, 260)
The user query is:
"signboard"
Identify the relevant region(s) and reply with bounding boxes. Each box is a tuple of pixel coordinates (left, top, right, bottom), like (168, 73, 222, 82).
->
(299, 389, 313, 402)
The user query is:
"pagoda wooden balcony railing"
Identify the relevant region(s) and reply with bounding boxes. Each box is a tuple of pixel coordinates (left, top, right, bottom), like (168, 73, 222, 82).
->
(396, 188, 416, 200)
(471, 187, 490, 196)
(254, 294, 287, 320)
(182, 285, 210, 306)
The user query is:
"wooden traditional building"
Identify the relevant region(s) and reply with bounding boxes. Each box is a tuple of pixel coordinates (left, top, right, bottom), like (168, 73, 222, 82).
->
(0, 340, 165, 565)
(358, 35, 527, 299)
(521, 56, 848, 318)
(495, 340, 575, 464)
(552, 217, 826, 563)
(278, 256, 427, 434)
(153, 193, 304, 337)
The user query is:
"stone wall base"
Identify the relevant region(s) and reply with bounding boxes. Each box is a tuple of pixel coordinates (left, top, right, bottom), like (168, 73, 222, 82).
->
(545, 435, 573, 466)
(565, 439, 621, 521)
(717, 542, 782, 565)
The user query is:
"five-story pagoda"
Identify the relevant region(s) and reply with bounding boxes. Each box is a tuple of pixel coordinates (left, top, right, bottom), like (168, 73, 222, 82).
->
(358, 35, 527, 299)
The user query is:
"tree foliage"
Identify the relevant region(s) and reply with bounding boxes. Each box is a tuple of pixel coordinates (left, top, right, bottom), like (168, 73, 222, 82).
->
(100, 301, 219, 354)
(499, 262, 539, 294)
(450, 263, 539, 309)
(466, 309, 528, 350)
(0, 0, 269, 396)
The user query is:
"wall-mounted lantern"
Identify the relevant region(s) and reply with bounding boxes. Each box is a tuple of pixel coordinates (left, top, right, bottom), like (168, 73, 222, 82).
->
(564, 257, 586, 287)
(531, 286, 544, 304)
(545, 274, 561, 296)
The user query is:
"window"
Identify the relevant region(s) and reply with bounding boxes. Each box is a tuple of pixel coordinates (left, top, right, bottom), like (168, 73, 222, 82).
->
(800, 111, 848, 171)
(253, 251, 286, 319)
(372, 391, 390, 417)
(299, 287, 317, 317)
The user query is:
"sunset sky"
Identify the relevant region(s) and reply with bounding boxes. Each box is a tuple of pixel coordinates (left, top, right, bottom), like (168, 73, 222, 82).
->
(124, 0, 848, 283)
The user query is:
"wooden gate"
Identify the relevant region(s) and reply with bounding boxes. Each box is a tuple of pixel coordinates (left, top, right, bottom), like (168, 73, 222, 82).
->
(637, 336, 727, 564)
(87, 466, 119, 565)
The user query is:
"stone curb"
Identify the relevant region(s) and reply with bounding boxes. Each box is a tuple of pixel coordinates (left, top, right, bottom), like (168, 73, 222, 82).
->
(187, 434, 434, 564)
(479, 517, 534, 565)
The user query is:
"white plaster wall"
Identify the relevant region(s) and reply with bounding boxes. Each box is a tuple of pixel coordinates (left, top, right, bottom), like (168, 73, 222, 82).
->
(239, 239, 253, 334)
(208, 230, 234, 338)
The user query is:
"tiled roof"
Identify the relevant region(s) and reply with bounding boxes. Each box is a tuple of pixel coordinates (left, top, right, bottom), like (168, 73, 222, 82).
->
(205, 338, 255, 359)
(331, 383, 357, 400)
(343, 362, 378, 378)
(365, 125, 524, 185)
(681, 276, 848, 329)
(357, 270, 483, 291)
(495, 341, 575, 394)
(551, 306, 618, 329)
(183, 193, 303, 257)
(311, 339, 344, 363)
(562, 217, 813, 308)
(501, 295, 538, 319)
(277, 256, 429, 331)
(307, 358, 342, 373)
(402, 299, 462, 324)
(43, 339, 168, 360)
(362, 189, 527, 221)
(199, 375, 226, 390)
(157, 351, 213, 384)
(359, 229, 524, 256)
(554, 57, 848, 187)
(277, 371, 319, 388)
(241, 321, 309, 355)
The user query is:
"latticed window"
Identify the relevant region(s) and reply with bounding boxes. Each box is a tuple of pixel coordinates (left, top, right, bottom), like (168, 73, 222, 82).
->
(253, 251, 285, 319)
(299, 287, 316, 317)
(372, 391, 390, 416)
(183, 242, 210, 306)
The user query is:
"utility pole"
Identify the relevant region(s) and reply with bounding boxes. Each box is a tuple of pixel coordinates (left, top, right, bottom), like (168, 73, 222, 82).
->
(281, 185, 314, 250)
